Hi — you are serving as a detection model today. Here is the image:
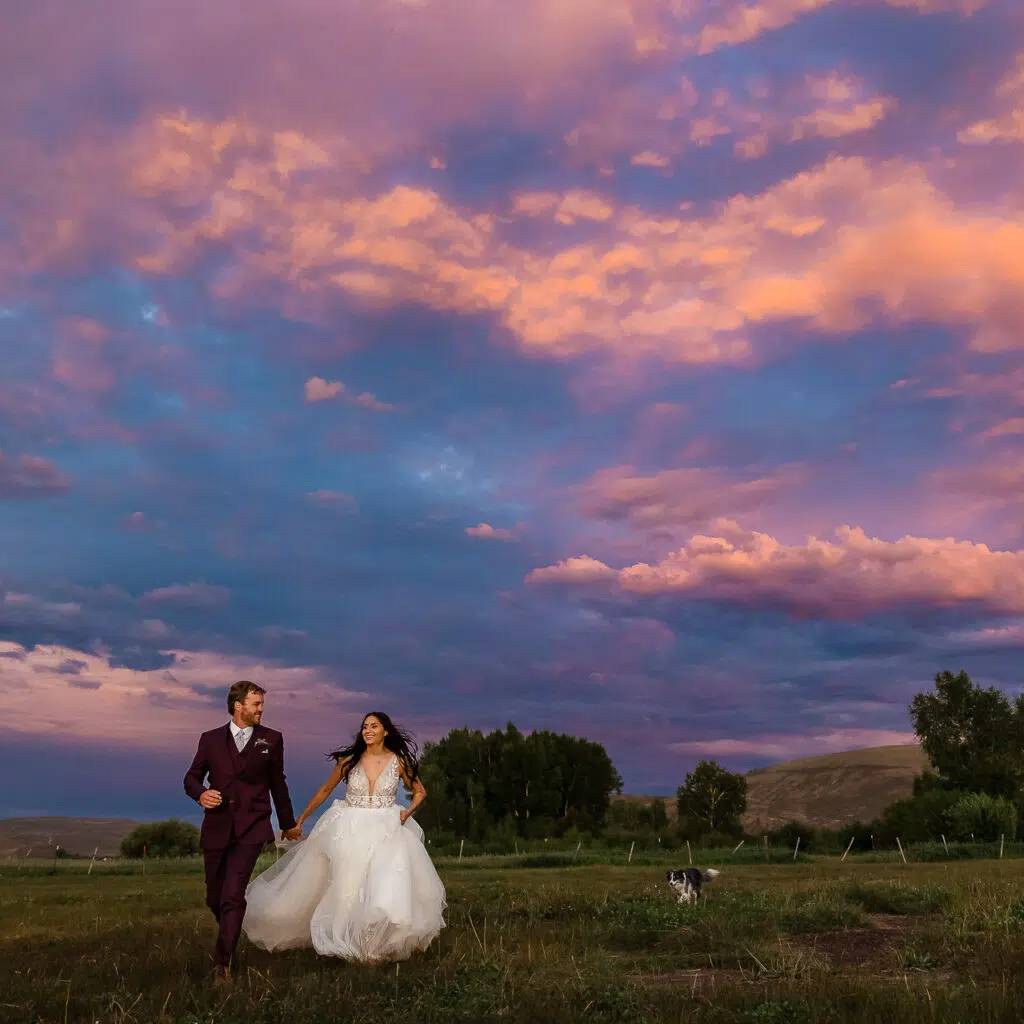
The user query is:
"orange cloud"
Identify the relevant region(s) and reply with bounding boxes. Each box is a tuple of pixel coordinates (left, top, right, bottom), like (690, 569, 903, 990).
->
(303, 375, 397, 411)
(305, 376, 344, 402)
(527, 520, 1024, 618)
(13, 101, 1024, 370)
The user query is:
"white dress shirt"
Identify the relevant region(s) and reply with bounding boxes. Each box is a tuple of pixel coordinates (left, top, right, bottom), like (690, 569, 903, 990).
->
(229, 722, 253, 751)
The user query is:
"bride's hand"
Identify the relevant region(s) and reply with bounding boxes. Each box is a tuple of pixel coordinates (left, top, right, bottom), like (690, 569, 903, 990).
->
(399, 809, 412, 825)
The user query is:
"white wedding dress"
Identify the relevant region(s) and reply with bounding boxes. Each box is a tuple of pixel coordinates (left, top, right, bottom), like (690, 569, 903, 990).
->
(242, 754, 446, 963)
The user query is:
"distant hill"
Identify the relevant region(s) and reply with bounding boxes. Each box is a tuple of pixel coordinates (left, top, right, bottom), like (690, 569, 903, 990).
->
(615, 744, 930, 833)
(742, 744, 929, 832)
(0, 817, 142, 858)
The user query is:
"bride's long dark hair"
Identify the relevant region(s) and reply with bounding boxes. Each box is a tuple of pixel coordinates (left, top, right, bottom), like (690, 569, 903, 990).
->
(327, 711, 420, 783)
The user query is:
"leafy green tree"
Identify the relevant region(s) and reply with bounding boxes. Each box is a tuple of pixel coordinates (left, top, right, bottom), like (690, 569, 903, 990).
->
(120, 819, 200, 858)
(910, 670, 1024, 797)
(417, 723, 622, 837)
(676, 760, 747, 837)
(944, 793, 1017, 842)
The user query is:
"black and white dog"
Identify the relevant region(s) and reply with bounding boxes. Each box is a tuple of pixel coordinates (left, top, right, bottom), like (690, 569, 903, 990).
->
(666, 867, 720, 904)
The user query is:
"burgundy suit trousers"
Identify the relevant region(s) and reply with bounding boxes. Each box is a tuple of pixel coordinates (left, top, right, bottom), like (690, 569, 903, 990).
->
(203, 842, 264, 968)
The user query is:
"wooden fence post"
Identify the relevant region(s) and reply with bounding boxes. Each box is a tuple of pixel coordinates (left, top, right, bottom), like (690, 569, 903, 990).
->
(841, 836, 855, 862)
(1000, 834, 1005, 859)
(458, 838, 464, 861)
(88, 846, 99, 876)
(686, 840, 692, 865)
(896, 837, 907, 864)
(731, 839, 745, 855)
(793, 836, 800, 861)
(940, 833, 949, 855)
(628, 841, 635, 864)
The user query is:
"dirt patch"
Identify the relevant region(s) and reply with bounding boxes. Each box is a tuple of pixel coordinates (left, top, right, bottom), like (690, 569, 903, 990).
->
(801, 913, 930, 970)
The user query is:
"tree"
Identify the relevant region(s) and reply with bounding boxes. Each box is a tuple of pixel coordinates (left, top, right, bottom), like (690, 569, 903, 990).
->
(909, 670, 1024, 797)
(417, 723, 623, 838)
(121, 819, 200, 858)
(676, 760, 747, 837)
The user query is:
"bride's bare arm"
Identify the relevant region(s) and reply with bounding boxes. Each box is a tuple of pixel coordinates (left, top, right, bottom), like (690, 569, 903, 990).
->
(295, 759, 346, 828)
(398, 761, 427, 823)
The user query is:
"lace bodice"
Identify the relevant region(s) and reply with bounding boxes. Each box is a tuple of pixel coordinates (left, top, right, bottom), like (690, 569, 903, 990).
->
(345, 754, 401, 808)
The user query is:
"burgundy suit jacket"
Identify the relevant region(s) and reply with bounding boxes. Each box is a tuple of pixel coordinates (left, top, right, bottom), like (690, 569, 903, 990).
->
(183, 724, 297, 849)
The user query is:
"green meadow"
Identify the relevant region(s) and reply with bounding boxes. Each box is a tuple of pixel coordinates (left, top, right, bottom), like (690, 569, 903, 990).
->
(2, 852, 1024, 1024)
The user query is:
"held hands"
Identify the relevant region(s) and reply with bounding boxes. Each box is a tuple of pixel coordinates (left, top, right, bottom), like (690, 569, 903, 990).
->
(282, 825, 304, 842)
(199, 788, 222, 810)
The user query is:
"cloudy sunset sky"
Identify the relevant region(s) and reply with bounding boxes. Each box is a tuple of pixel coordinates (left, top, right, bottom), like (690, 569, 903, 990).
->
(3, 0, 1024, 819)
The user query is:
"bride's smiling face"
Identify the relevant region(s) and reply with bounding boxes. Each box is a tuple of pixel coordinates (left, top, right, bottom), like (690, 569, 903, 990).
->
(361, 715, 387, 747)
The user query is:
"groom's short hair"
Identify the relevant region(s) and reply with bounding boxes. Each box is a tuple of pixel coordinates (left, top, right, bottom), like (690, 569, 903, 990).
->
(227, 679, 266, 714)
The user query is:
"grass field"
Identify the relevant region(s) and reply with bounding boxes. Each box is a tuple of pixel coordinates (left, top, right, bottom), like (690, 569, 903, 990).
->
(2, 852, 1024, 1024)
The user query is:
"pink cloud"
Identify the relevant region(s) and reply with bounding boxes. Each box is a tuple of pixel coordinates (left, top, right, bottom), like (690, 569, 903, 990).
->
(670, 729, 918, 761)
(0, 642, 369, 748)
(930, 453, 1024, 506)
(691, 0, 988, 55)
(306, 489, 358, 512)
(465, 522, 518, 541)
(958, 53, 1024, 145)
(304, 375, 396, 411)
(527, 520, 1024, 618)
(51, 317, 117, 394)
(575, 463, 804, 530)
(0, 450, 70, 498)
(980, 417, 1024, 440)
(304, 376, 344, 402)
(141, 582, 230, 608)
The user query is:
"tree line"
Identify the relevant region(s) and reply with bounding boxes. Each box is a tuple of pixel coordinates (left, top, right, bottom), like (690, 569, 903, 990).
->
(122, 668, 1020, 856)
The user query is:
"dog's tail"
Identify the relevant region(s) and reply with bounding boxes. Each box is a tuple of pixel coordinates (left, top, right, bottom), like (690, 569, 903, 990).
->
(701, 868, 720, 882)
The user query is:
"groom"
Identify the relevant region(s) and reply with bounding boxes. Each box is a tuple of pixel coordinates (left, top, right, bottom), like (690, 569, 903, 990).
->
(184, 680, 302, 979)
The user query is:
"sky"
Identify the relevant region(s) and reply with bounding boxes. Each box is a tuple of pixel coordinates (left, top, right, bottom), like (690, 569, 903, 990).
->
(2, 0, 1024, 821)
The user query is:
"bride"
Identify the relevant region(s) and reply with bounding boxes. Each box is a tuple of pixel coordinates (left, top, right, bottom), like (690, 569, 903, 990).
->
(243, 712, 446, 963)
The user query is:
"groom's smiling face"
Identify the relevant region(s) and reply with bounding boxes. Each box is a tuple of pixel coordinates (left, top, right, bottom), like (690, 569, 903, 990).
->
(235, 691, 264, 728)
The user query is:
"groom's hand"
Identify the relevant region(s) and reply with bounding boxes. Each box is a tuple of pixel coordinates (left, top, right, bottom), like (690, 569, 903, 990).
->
(198, 789, 222, 810)
(282, 825, 303, 841)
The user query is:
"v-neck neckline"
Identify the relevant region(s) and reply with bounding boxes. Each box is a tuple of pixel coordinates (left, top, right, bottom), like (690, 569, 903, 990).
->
(359, 753, 396, 796)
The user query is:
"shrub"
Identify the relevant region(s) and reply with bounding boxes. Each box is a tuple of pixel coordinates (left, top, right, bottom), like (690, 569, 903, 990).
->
(767, 821, 813, 850)
(944, 792, 1017, 842)
(120, 819, 200, 858)
(873, 787, 965, 844)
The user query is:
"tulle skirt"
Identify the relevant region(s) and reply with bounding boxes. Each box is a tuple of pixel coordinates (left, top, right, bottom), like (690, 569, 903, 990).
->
(242, 801, 446, 963)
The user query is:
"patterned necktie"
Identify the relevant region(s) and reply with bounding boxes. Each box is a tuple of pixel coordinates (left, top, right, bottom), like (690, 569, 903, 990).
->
(235, 730, 247, 752)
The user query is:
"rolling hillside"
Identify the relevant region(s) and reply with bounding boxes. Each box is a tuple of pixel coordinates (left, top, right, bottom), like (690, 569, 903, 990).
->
(615, 744, 930, 833)
(741, 744, 929, 831)
(0, 817, 141, 858)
